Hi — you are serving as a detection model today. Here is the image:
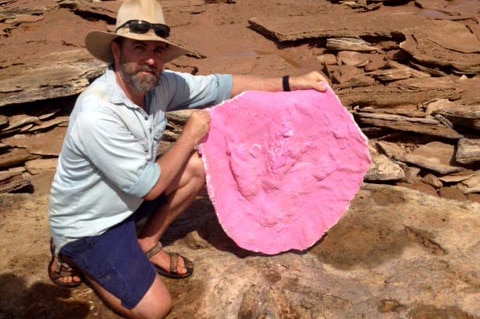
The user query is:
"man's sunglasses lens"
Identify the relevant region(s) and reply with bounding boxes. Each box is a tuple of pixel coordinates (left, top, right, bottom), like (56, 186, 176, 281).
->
(152, 25, 169, 38)
(118, 20, 170, 38)
(130, 22, 150, 34)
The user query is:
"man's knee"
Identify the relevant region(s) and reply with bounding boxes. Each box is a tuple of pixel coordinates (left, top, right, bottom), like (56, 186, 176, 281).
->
(133, 277, 172, 319)
(150, 295, 172, 319)
(187, 152, 205, 181)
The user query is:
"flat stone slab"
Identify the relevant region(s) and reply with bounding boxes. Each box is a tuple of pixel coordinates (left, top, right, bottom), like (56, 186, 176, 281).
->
(337, 77, 463, 108)
(404, 141, 464, 174)
(0, 49, 104, 107)
(2, 126, 67, 156)
(365, 150, 405, 182)
(0, 148, 36, 169)
(458, 172, 480, 194)
(400, 20, 480, 74)
(416, 0, 480, 21)
(355, 112, 463, 140)
(0, 169, 31, 193)
(25, 158, 57, 175)
(433, 104, 480, 131)
(248, 11, 432, 42)
(456, 138, 480, 164)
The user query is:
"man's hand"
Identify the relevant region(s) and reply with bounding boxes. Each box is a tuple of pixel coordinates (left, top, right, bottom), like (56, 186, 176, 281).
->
(289, 71, 329, 92)
(182, 110, 211, 145)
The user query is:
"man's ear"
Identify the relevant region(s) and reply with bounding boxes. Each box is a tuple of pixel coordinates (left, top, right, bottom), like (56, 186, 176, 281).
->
(111, 40, 121, 64)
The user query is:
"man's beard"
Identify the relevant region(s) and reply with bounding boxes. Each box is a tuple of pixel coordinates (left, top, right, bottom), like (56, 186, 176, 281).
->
(119, 60, 160, 95)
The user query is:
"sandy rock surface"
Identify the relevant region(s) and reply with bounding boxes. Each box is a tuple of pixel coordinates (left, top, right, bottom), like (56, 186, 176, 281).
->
(2, 185, 480, 318)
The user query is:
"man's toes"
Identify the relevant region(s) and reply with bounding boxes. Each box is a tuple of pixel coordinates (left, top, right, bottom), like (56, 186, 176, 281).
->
(175, 255, 187, 274)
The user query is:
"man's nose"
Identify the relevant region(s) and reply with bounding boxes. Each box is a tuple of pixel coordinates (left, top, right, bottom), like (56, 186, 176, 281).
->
(141, 49, 158, 63)
(143, 56, 155, 65)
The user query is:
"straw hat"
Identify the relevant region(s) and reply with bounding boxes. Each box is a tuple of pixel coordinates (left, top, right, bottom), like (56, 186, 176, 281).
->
(85, 0, 192, 63)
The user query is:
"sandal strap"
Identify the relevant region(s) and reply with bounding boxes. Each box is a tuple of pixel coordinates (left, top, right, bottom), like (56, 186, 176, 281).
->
(169, 253, 179, 273)
(50, 239, 75, 273)
(145, 242, 163, 259)
(55, 258, 74, 273)
(48, 238, 83, 288)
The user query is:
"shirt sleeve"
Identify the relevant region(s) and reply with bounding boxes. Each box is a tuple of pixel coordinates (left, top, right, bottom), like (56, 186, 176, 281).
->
(157, 71, 233, 111)
(71, 106, 160, 198)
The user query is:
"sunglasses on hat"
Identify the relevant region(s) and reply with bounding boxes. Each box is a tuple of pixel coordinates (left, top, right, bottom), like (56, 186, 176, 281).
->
(116, 20, 170, 38)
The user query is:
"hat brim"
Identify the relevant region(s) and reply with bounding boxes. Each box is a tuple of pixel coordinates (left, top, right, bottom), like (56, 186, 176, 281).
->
(85, 30, 193, 64)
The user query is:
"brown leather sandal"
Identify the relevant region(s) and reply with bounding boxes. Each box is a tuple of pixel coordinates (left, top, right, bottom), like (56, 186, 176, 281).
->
(145, 242, 194, 279)
(47, 239, 82, 288)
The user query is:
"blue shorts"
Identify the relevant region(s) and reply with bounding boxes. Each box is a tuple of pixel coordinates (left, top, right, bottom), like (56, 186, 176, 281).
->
(60, 195, 167, 309)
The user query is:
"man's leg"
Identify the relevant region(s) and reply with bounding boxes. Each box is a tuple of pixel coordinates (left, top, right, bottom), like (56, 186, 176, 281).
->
(60, 217, 174, 319)
(85, 273, 171, 319)
(137, 151, 205, 275)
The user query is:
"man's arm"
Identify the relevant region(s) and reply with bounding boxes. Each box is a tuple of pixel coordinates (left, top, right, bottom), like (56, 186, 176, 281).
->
(143, 110, 210, 200)
(144, 70, 329, 200)
(230, 71, 328, 97)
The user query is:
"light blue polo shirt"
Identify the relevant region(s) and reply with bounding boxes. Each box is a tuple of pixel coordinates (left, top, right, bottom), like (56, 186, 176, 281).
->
(48, 67, 232, 252)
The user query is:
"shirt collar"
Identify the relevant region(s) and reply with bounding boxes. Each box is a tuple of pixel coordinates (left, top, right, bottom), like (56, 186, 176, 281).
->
(105, 66, 129, 106)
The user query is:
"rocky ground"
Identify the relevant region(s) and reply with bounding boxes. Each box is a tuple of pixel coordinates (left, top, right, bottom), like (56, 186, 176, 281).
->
(0, 0, 480, 318)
